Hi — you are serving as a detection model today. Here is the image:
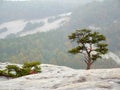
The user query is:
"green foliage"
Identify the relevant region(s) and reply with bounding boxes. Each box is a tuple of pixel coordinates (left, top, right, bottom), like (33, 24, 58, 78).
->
(0, 61, 41, 78)
(6, 65, 20, 72)
(23, 61, 41, 73)
(5, 65, 20, 77)
(0, 0, 119, 69)
(0, 70, 3, 76)
(19, 68, 31, 77)
(0, 29, 119, 69)
(23, 61, 40, 68)
(68, 29, 108, 69)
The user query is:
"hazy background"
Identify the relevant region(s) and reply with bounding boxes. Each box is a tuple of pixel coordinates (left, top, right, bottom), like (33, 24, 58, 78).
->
(0, 0, 120, 69)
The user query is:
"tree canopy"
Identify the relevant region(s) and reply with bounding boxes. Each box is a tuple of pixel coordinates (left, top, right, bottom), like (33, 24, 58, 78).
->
(68, 29, 108, 69)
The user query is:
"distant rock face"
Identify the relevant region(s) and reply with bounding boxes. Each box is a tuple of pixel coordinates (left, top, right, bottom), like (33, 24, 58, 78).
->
(0, 12, 71, 39)
(0, 63, 120, 90)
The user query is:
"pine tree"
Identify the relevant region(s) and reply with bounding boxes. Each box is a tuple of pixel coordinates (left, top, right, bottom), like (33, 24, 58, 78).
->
(68, 29, 108, 69)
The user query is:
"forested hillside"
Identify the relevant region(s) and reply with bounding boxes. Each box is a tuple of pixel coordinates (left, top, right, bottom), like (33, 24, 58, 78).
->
(0, 0, 120, 69)
(67, 0, 120, 59)
(0, 29, 119, 69)
(69, 0, 120, 29)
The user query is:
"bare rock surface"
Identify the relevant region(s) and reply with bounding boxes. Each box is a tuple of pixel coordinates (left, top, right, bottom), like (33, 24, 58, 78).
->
(0, 63, 120, 90)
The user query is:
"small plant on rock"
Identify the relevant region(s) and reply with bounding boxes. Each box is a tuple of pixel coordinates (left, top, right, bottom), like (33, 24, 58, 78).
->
(23, 61, 41, 74)
(0, 61, 41, 78)
(5, 65, 20, 77)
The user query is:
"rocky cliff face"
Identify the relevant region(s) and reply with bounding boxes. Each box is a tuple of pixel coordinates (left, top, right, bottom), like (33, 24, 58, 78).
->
(0, 63, 120, 90)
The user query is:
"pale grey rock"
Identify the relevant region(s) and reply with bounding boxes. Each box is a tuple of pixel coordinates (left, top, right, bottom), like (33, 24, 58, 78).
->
(0, 63, 120, 90)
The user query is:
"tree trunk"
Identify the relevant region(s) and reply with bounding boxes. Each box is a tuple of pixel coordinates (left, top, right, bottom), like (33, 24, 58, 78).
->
(86, 52, 92, 70)
(86, 62, 91, 70)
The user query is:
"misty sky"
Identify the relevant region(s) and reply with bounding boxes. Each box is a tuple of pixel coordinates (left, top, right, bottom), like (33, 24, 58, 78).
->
(5, 0, 104, 3)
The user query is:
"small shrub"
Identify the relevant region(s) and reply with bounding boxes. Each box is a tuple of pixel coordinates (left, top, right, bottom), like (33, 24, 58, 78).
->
(0, 61, 41, 78)
(23, 61, 40, 68)
(19, 68, 31, 77)
(0, 70, 3, 76)
(0, 69, 13, 77)
(23, 61, 41, 73)
(6, 65, 20, 72)
(5, 65, 21, 77)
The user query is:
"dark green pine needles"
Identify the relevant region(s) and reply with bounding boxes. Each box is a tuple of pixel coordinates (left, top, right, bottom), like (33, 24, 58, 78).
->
(68, 29, 108, 69)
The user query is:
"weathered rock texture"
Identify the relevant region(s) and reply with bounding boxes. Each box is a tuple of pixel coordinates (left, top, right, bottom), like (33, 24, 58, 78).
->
(0, 63, 120, 90)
